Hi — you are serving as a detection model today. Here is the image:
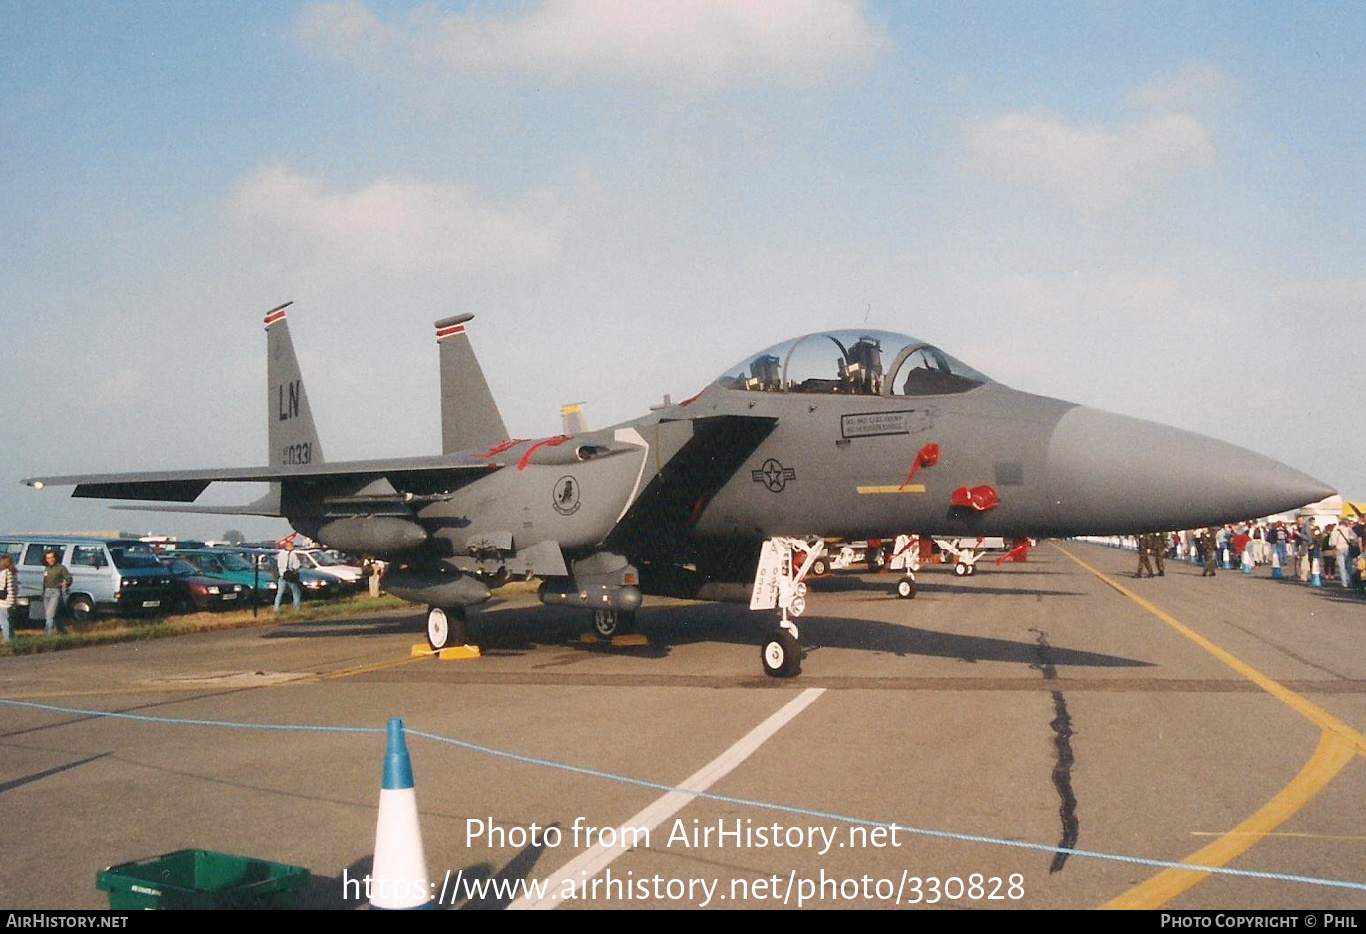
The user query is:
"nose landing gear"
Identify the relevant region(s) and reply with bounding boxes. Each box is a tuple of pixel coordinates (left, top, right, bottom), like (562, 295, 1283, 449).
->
(751, 537, 824, 678)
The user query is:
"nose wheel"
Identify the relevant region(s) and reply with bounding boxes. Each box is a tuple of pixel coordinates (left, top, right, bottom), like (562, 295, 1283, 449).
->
(895, 576, 916, 599)
(761, 627, 802, 678)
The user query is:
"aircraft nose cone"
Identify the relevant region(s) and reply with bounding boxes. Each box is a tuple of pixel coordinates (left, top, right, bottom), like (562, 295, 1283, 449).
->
(1045, 407, 1334, 534)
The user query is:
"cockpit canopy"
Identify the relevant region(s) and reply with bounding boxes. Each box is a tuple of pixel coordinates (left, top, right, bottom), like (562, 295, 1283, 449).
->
(714, 329, 991, 397)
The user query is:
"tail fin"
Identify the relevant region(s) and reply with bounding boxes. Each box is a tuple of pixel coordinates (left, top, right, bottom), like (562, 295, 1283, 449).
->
(265, 302, 325, 468)
(560, 402, 589, 435)
(436, 314, 508, 454)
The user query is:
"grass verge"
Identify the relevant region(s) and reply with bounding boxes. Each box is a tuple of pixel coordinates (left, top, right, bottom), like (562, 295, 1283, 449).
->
(0, 579, 541, 658)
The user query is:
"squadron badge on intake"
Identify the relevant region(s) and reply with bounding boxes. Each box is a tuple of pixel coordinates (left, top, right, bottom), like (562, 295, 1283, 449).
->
(553, 475, 581, 515)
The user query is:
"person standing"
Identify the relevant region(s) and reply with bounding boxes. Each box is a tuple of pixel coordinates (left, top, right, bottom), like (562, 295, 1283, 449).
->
(362, 553, 384, 599)
(1330, 521, 1358, 589)
(1296, 519, 1313, 581)
(274, 541, 303, 612)
(42, 549, 71, 636)
(0, 555, 18, 642)
(1153, 531, 1167, 576)
(1200, 528, 1218, 577)
(1134, 533, 1154, 579)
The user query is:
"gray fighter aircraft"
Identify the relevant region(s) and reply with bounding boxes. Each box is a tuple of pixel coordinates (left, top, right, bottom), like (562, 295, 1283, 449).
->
(25, 306, 1332, 676)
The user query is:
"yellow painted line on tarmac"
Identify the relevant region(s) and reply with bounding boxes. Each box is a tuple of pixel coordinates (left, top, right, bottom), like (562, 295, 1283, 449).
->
(1055, 544, 1366, 756)
(856, 484, 926, 495)
(295, 654, 429, 684)
(1101, 730, 1355, 909)
(1053, 544, 1366, 909)
(1190, 831, 1366, 842)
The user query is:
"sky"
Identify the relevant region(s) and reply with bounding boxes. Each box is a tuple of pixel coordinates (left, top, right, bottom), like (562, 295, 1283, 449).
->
(1, 0, 1362, 540)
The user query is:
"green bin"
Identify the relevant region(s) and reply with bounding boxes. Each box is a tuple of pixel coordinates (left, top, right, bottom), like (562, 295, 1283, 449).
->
(96, 849, 311, 910)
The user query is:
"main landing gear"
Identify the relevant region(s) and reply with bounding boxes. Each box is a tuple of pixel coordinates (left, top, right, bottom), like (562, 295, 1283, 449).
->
(426, 605, 468, 651)
(751, 537, 823, 678)
(887, 534, 919, 599)
(935, 537, 984, 577)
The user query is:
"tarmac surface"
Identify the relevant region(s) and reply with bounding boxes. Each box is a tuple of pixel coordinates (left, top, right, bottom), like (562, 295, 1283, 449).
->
(2, 541, 1364, 910)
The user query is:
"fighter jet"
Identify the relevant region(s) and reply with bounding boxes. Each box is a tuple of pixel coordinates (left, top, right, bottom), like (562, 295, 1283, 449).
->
(25, 306, 1333, 677)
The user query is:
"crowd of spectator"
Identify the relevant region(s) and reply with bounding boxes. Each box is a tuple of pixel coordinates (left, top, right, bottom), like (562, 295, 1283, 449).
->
(1081, 514, 1365, 594)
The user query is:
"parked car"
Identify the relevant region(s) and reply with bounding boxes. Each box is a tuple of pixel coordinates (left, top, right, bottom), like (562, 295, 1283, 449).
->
(168, 549, 277, 600)
(225, 548, 343, 600)
(0, 535, 172, 622)
(295, 549, 364, 589)
(162, 559, 248, 613)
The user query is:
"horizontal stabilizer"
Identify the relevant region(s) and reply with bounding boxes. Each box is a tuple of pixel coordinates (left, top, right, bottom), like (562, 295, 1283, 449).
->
(111, 486, 283, 517)
(111, 501, 283, 517)
(25, 454, 501, 503)
(76, 479, 211, 501)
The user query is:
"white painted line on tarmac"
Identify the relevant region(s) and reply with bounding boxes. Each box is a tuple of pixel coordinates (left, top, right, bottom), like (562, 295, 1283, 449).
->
(507, 687, 826, 910)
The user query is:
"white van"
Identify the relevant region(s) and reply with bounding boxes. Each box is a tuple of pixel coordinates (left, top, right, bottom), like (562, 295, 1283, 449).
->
(0, 536, 173, 622)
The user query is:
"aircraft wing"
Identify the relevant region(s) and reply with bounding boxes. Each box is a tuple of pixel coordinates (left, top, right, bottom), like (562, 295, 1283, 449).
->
(23, 453, 502, 502)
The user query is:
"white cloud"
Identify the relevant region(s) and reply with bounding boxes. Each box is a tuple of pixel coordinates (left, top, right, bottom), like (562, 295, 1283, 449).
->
(228, 165, 566, 279)
(298, 0, 888, 89)
(966, 66, 1226, 212)
(967, 110, 1213, 212)
(1127, 64, 1232, 114)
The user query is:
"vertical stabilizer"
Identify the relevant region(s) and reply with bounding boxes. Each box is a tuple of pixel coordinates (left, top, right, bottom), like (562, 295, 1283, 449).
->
(436, 314, 508, 454)
(265, 302, 325, 468)
(560, 402, 589, 435)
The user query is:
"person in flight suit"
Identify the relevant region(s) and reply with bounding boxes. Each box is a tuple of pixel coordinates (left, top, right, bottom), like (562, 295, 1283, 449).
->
(1200, 528, 1218, 577)
(1135, 533, 1155, 579)
(1152, 531, 1167, 576)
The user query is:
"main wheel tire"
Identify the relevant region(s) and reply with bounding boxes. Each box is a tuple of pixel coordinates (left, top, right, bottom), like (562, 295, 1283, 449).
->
(966, 564, 977, 576)
(811, 557, 829, 577)
(895, 577, 916, 599)
(427, 607, 449, 650)
(67, 594, 95, 623)
(761, 630, 802, 678)
(953, 562, 968, 577)
(426, 606, 469, 649)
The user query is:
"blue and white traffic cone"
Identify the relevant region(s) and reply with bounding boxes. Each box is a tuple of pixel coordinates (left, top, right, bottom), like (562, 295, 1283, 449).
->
(1311, 558, 1323, 587)
(370, 718, 432, 910)
(1271, 550, 1283, 580)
